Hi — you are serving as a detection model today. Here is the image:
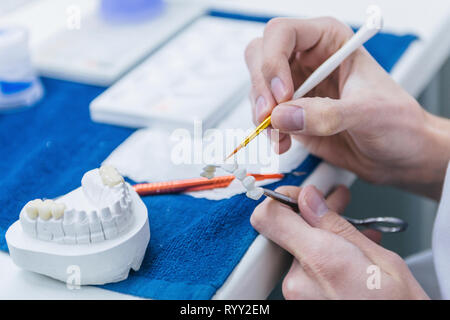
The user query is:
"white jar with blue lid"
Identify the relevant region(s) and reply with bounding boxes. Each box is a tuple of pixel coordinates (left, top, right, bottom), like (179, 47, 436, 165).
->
(0, 27, 43, 111)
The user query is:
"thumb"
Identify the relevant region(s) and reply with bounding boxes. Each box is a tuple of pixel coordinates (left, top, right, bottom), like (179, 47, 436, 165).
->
(298, 185, 381, 254)
(271, 97, 358, 136)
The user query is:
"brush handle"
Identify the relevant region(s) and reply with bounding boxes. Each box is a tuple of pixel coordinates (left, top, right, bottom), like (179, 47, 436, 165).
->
(293, 7, 383, 99)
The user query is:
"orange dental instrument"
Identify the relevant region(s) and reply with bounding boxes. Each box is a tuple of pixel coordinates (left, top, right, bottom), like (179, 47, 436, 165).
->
(133, 173, 284, 196)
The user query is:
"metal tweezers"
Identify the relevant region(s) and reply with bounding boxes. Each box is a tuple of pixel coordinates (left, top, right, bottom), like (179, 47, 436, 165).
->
(263, 188, 408, 233)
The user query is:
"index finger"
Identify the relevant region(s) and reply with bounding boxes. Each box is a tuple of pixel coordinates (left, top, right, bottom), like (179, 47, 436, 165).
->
(260, 17, 353, 103)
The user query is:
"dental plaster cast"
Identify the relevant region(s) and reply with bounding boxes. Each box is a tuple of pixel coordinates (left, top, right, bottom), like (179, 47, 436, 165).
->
(5, 165, 150, 285)
(200, 161, 264, 201)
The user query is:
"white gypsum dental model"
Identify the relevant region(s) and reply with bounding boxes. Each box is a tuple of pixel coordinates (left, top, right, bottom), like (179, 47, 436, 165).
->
(201, 161, 264, 201)
(5, 165, 150, 285)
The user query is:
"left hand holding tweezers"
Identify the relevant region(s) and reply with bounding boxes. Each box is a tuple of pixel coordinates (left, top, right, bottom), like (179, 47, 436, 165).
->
(262, 189, 408, 233)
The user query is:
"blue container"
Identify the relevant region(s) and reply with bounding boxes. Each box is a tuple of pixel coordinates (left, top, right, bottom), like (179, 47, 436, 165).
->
(100, 0, 165, 23)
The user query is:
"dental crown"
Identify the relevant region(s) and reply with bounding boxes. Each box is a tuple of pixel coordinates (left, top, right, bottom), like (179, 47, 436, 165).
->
(19, 165, 133, 244)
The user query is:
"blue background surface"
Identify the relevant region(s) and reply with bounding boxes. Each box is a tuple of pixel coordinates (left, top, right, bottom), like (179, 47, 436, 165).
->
(0, 12, 417, 299)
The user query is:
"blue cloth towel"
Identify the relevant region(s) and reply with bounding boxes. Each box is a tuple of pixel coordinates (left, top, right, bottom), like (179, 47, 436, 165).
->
(0, 12, 417, 299)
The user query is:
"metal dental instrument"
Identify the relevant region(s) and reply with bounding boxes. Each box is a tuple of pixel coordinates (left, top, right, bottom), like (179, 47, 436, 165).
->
(262, 188, 407, 233)
(225, 5, 383, 160)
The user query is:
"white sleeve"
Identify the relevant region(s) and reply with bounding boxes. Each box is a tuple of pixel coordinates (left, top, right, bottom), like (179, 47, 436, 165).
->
(432, 161, 450, 300)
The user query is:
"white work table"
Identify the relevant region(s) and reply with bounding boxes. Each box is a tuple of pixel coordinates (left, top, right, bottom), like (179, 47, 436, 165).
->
(0, 0, 449, 299)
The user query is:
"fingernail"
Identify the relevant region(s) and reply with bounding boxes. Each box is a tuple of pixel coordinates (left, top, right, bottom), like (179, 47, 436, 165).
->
(271, 77, 287, 102)
(255, 96, 267, 121)
(304, 187, 328, 217)
(275, 105, 304, 131)
(268, 127, 280, 140)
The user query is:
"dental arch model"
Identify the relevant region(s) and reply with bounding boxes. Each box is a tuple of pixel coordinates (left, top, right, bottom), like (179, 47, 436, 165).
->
(201, 162, 265, 200)
(6, 165, 150, 285)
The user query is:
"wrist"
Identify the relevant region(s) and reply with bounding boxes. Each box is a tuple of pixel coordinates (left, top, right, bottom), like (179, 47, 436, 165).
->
(403, 111, 450, 200)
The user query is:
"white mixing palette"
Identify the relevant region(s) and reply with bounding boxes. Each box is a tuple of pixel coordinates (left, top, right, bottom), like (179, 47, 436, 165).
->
(90, 16, 265, 129)
(0, 0, 34, 16)
(33, 2, 204, 85)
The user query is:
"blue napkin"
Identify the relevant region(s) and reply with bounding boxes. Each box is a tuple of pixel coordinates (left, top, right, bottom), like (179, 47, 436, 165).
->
(0, 12, 417, 299)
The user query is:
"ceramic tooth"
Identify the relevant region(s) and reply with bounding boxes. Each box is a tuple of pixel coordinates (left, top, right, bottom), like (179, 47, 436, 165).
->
(246, 187, 264, 200)
(38, 199, 53, 220)
(242, 176, 256, 190)
(51, 202, 66, 220)
(24, 199, 40, 219)
(200, 171, 215, 179)
(234, 168, 247, 181)
(99, 165, 124, 187)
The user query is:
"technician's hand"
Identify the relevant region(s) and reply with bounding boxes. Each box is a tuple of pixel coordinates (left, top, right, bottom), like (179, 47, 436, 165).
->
(245, 17, 450, 199)
(251, 185, 429, 300)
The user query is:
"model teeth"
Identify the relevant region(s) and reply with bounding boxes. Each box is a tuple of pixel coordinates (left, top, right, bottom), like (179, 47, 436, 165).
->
(75, 211, 90, 244)
(25, 199, 41, 219)
(25, 199, 66, 221)
(242, 176, 256, 190)
(19, 166, 133, 244)
(112, 200, 122, 215)
(200, 165, 217, 179)
(99, 165, 124, 187)
(200, 171, 214, 179)
(20, 206, 38, 237)
(88, 211, 105, 243)
(51, 202, 66, 220)
(63, 209, 76, 222)
(62, 209, 77, 244)
(246, 187, 264, 200)
(47, 218, 65, 242)
(233, 168, 247, 181)
(37, 219, 53, 241)
(100, 207, 112, 219)
(201, 162, 268, 202)
(203, 165, 217, 172)
(100, 207, 118, 240)
(38, 200, 53, 220)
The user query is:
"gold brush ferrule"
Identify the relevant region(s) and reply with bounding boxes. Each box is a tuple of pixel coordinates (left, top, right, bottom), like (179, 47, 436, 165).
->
(225, 115, 272, 159)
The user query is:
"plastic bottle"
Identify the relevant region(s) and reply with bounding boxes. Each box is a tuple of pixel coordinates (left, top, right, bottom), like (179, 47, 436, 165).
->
(0, 27, 43, 111)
